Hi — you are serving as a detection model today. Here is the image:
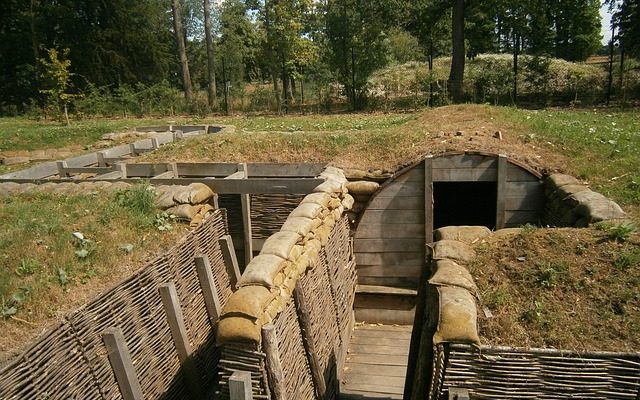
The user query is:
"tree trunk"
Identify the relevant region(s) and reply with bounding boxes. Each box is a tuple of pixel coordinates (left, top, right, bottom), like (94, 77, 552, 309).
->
(448, 0, 465, 102)
(513, 33, 519, 105)
(203, 0, 217, 109)
(264, 0, 281, 112)
(171, 0, 193, 103)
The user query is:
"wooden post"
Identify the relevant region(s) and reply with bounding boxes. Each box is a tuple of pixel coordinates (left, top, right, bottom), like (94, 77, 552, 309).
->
(102, 327, 144, 400)
(229, 371, 253, 400)
(424, 155, 434, 243)
(158, 283, 205, 400)
(56, 161, 69, 178)
(238, 163, 253, 266)
(261, 325, 287, 400)
(219, 235, 241, 290)
(293, 287, 327, 399)
(114, 162, 127, 178)
(151, 137, 160, 149)
(496, 154, 507, 229)
(129, 143, 137, 156)
(194, 255, 222, 325)
(97, 151, 107, 167)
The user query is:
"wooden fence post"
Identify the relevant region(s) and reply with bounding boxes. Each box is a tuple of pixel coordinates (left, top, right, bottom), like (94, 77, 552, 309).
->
(261, 324, 287, 400)
(229, 371, 253, 400)
(114, 162, 127, 178)
(56, 161, 69, 178)
(158, 282, 205, 400)
(102, 327, 144, 400)
(424, 155, 434, 243)
(194, 255, 222, 325)
(294, 287, 327, 399)
(496, 154, 508, 229)
(238, 163, 253, 267)
(219, 235, 241, 290)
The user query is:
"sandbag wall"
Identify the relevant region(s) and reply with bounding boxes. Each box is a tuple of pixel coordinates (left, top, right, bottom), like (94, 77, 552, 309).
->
(0, 210, 235, 399)
(542, 174, 626, 227)
(404, 226, 489, 400)
(215, 167, 357, 399)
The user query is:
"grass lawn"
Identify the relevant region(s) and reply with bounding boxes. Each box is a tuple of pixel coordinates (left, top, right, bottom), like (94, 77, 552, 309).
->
(0, 185, 185, 359)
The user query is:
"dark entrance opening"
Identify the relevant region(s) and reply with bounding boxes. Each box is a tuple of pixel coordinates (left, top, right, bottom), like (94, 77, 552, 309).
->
(433, 182, 497, 229)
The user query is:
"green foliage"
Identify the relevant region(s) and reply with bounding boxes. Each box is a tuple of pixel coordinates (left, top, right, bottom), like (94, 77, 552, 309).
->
(387, 29, 424, 64)
(466, 56, 514, 104)
(39, 48, 80, 124)
(607, 222, 637, 243)
(115, 184, 156, 217)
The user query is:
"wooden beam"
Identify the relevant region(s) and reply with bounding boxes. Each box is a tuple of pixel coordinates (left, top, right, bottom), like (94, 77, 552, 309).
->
(294, 287, 327, 399)
(496, 154, 507, 229)
(261, 324, 287, 400)
(151, 171, 175, 180)
(219, 235, 241, 290)
(114, 162, 127, 178)
(91, 171, 123, 180)
(58, 166, 113, 175)
(229, 371, 253, 400)
(102, 327, 144, 400)
(224, 171, 246, 180)
(56, 161, 69, 177)
(158, 283, 205, 400)
(424, 156, 433, 243)
(0, 161, 57, 179)
(194, 255, 222, 325)
(239, 163, 253, 266)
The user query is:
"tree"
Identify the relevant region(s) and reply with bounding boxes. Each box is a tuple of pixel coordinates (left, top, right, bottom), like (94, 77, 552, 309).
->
(448, 0, 465, 102)
(203, 0, 217, 109)
(613, 0, 640, 58)
(39, 48, 78, 125)
(171, 0, 194, 103)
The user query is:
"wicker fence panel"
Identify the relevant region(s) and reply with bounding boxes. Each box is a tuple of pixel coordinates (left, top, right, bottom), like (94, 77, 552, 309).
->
(217, 344, 270, 400)
(0, 211, 233, 400)
(250, 194, 305, 239)
(273, 300, 316, 400)
(324, 217, 357, 340)
(439, 344, 640, 399)
(298, 253, 342, 399)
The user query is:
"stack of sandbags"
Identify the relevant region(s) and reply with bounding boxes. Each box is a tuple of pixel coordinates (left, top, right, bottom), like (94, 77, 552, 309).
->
(345, 180, 379, 223)
(217, 167, 354, 345)
(155, 183, 217, 227)
(542, 174, 626, 227)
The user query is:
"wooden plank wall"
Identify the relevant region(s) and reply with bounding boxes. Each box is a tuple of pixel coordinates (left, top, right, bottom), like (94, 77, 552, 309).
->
(354, 154, 544, 289)
(354, 163, 426, 289)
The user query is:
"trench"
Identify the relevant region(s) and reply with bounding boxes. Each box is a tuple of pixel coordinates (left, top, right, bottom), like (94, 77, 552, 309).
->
(433, 181, 498, 230)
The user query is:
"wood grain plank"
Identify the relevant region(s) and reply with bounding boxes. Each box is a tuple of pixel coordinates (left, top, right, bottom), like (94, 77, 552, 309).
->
(342, 374, 406, 388)
(357, 276, 419, 288)
(432, 166, 497, 182)
(348, 343, 413, 356)
(392, 167, 424, 182)
(505, 181, 543, 196)
(376, 181, 424, 197)
(354, 324, 413, 332)
(505, 192, 545, 210)
(344, 363, 407, 378)
(355, 265, 422, 279)
(496, 155, 507, 229)
(425, 156, 433, 244)
(355, 252, 424, 267)
(358, 210, 425, 225)
(432, 154, 496, 169)
(354, 238, 425, 253)
(350, 336, 411, 347)
(504, 210, 539, 225)
(345, 353, 409, 366)
(366, 196, 423, 210)
(355, 224, 425, 239)
(507, 163, 540, 182)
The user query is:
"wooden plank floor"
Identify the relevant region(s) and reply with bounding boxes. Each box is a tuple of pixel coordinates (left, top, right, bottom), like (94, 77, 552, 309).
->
(340, 324, 413, 399)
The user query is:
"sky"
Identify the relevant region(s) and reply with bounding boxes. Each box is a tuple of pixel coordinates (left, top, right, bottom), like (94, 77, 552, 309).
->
(600, 3, 613, 44)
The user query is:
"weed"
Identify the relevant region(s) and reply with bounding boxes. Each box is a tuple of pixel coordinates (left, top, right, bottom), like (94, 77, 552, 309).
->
(115, 184, 156, 215)
(534, 261, 569, 288)
(607, 222, 637, 243)
(521, 300, 545, 324)
(575, 243, 588, 255)
(613, 249, 640, 270)
(16, 258, 40, 276)
(154, 212, 175, 231)
(483, 288, 511, 308)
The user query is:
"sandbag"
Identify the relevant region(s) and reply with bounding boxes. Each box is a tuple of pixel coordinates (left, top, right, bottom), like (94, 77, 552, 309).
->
(428, 240, 476, 263)
(172, 188, 192, 204)
(216, 316, 262, 345)
(188, 182, 215, 204)
(346, 181, 380, 195)
(328, 197, 342, 209)
(261, 231, 301, 259)
(155, 185, 178, 209)
(300, 192, 334, 208)
(189, 204, 215, 227)
(321, 166, 346, 179)
(429, 259, 477, 294)
(544, 174, 579, 192)
(315, 223, 333, 246)
(341, 194, 355, 211)
(220, 286, 274, 319)
(574, 196, 625, 221)
(166, 204, 199, 220)
(290, 203, 325, 219)
(434, 226, 491, 244)
(281, 217, 316, 237)
(313, 179, 345, 194)
(433, 286, 480, 346)
(238, 254, 288, 288)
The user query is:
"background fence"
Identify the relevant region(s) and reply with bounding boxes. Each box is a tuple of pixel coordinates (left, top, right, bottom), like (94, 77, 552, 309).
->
(0, 209, 235, 400)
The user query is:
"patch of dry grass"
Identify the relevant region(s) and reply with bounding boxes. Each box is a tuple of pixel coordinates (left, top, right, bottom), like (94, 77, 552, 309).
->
(471, 226, 640, 352)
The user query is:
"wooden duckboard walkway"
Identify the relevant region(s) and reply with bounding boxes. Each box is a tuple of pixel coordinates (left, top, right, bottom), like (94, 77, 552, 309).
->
(341, 324, 412, 399)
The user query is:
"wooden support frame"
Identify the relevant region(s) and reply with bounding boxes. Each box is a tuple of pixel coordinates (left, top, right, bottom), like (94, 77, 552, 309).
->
(219, 235, 241, 290)
(102, 327, 144, 400)
(229, 371, 253, 400)
(294, 287, 327, 399)
(495, 154, 508, 229)
(56, 161, 69, 177)
(238, 163, 254, 266)
(424, 155, 434, 244)
(261, 324, 287, 400)
(158, 282, 205, 400)
(194, 255, 222, 325)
